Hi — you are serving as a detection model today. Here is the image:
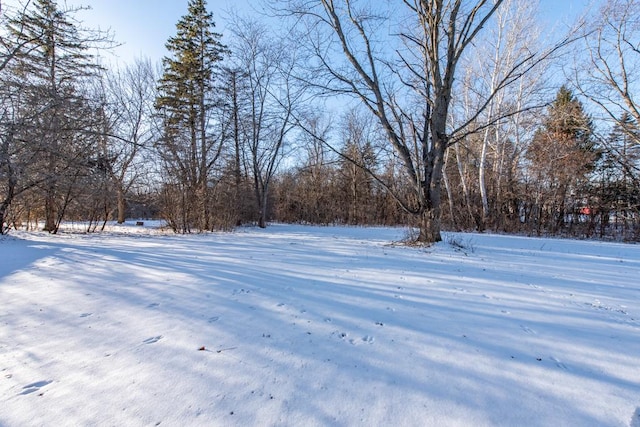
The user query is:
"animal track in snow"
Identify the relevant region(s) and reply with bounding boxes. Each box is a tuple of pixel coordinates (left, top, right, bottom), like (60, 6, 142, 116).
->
(20, 380, 52, 395)
(520, 325, 536, 334)
(143, 335, 163, 344)
(585, 299, 628, 315)
(349, 335, 375, 345)
(550, 356, 568, 370)
(332, 331, 348, 340)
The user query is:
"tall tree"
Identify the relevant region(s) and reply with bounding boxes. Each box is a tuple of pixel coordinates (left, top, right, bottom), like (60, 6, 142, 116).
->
(155, 0, 228, 232)
(526, 86, 596, 234)
(337, 108, 379, 225)
(596, 113, 640, 237)
(577, 0, 640, 134)
(279, 0, 572, 243)
(4, 0, 107, 233)
(101, 58, 157, 224)
(228, 15, 301, 229)
(458, 0, 546, 230)
(607, 113, 640, 186)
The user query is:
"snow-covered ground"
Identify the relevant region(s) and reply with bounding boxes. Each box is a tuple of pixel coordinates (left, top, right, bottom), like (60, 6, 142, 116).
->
(1, 223, 639, 426)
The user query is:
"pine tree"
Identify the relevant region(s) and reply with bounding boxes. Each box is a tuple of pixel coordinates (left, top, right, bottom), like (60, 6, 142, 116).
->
(155, 0, 228, 232)
(599, 114, 640, 235)
(607, 113, 640, 182)
(526, 86, 596, 234)
(5, 0, 105, 233)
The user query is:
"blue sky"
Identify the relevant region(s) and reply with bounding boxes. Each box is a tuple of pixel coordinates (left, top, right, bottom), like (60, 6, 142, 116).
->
(3, 0, 598, 66)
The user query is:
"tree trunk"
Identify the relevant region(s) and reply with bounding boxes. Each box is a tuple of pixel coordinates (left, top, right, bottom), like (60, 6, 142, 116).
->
(416, 93, 449, 244)
(442, 150, 456, 229)
(199, 181, 209, 231)
(0, 160, 16, 234)
(258, 183, 268, 229)
(116, 186, 126, 224)
(454, 143, 476, 228)
(43, 185, 57, 232)
(0, 199, 11, 234)
(479, 128, 490, 230)
(418, 207, 442, 243)
(232, 71, 243, 226)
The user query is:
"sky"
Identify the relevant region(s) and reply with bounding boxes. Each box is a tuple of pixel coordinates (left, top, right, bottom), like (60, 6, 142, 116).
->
(1, 0, 600, 67)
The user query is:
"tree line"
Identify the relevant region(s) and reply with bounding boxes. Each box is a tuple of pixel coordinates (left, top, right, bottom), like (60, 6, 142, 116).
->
(1, 0, 638, 242)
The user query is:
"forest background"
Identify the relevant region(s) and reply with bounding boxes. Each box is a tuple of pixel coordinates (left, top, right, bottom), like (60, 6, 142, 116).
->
(1, 0, 638, 242)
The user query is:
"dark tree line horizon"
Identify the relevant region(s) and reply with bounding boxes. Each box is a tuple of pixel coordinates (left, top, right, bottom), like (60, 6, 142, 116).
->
(1, 0, 639, 242)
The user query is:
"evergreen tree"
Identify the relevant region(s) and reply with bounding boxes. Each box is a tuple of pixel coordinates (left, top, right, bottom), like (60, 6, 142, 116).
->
(155, 0, 228, 232)
(597, 114, 640, 236)
(5, 0, 105, 233)
(607, 113, 640, 182)
(526, 86, 596, 234)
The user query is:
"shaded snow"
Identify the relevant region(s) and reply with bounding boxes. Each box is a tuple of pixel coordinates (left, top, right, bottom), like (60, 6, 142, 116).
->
(1, 224, 639, 426)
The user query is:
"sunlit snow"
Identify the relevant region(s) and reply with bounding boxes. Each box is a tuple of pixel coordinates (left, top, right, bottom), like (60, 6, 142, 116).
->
(1, 223, 639, 426)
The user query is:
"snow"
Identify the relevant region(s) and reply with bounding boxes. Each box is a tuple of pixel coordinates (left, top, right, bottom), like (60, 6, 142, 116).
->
(1, 223, 639, 426)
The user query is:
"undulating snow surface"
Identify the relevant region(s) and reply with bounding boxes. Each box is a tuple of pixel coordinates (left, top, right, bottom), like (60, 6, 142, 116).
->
(1, 223, 639, 426)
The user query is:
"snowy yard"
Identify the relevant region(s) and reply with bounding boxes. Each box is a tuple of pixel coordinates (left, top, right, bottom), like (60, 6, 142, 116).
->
(1, 223, 639, 426)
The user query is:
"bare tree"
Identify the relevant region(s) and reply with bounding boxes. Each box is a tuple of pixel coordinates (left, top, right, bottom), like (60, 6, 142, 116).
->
(279, 112, 340, 224)
(102, 58, 157, 223)
(578, 0, 640, 127)
(576, 0, 640, 181)
(338, 107, 380, 224)
(277, 0, 574, 243)
(447, 0, 558, 232)
(228, 16, 302, 228)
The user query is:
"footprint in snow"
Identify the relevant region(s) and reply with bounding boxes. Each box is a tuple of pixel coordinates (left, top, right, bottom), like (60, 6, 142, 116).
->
(147, 303, 160, 309)
(520, 325, 536, 335)
(79, 313, 92, 318)
(20, 380, 53, 395)
(208, 316, 220, 323)
(550, 356, 568, 370)
(143, 335, 163, 344)
(349, 335, 375, 345)
(334, 331, 347, 340)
